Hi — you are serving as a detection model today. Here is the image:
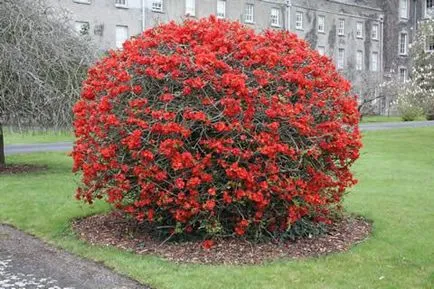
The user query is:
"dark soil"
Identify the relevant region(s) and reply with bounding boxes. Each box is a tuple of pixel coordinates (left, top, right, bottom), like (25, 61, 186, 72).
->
(73, 212, 372, 265)
(0, 164, 47, 175)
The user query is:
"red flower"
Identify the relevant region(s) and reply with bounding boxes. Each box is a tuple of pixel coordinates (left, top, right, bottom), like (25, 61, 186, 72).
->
(202, 240, 215, 250)
(203, 200, 216, 211)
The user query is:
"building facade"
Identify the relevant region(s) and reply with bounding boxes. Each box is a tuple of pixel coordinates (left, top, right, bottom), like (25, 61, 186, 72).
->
(48, 0, 433, 113)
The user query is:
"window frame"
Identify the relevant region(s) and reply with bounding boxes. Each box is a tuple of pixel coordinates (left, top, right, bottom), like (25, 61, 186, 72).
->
(371, 51, 379, 72)
(74, 21, 90, 35)
(185, 0, 195, 16)
(400, 0, 409, 19)
(426, 34, 434, 52)
(271, 8, 280, 27)
(151, 0, 163, 12)
(295, 11, 303, 30)
(356, 50, 363, 71)
(318, 15, 325, 33)
(399, 67, 408, 82)
(73, 0, 91, 4)
(244, 3, 254, 24)
(216, 0, 226, 19)
(371, 24, 379, 40)
(338, 19, 345, 36)
(356, 22, 364, 39)
(425, 0, 433, 17)
(114, 0, 127, 8)
(115, 25, 129, 49)
(399, 32, 408, 55)
(337, 48, 345, 69)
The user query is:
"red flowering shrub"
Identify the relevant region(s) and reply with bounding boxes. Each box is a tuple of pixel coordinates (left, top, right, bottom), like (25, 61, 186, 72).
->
(72, 17, 361, 242)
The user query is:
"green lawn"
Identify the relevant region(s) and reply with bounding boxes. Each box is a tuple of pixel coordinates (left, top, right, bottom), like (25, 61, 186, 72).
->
(3, 128, 73, 145)
(1, 128, 433, 289)
(360, 115, 426, 123)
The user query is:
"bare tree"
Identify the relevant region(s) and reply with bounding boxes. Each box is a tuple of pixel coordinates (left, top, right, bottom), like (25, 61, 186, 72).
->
(342, 68, 385, 119)
(0, 0, 96, 166)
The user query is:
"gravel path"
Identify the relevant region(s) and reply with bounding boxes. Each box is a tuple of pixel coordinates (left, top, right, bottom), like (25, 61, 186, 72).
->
(4, 121, 434, 156)
(0, 224, 149, 289)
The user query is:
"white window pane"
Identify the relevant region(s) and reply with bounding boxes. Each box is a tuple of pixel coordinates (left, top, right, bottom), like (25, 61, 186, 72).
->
(217, 0, 226, 18)
(371, 52, 378, 71)
(152, 0, 163, 11)
(271, 8, 280, 27)
(318, 16, 325, 32)
(245, 4, 254, 23)
(338, 19, 345, 35)
(318, 46, 325, 56)
(338, 48, 345, 69)
(400, 0, 408, 18)
(356, 22, 363, 38)
(399, 68, 407, 81)
(115, 0, 127, 7)
(356, 51, 363, 70)
(116, 25, 128, 49)
(296, 12, 303, 29)
(400, 33, 408, 55)
(427, 35, 434, 51)
(75, 21, 89, 35)
(185, 0, 195, 16)
(371, 25, 378, 40)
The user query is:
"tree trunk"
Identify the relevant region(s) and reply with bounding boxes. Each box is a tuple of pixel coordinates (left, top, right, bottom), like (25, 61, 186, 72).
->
(0, 123, 5, 167)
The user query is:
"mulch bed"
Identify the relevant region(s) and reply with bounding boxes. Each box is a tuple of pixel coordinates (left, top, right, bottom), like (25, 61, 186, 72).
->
(0, 164, 47, 175)
(72, 212, 372, 265)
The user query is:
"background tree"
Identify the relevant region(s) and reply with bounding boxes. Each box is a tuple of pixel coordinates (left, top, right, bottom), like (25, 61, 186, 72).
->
(343, 68, 384, 118)
(0, 0, 95, 166)
(407, 19, 434, 120)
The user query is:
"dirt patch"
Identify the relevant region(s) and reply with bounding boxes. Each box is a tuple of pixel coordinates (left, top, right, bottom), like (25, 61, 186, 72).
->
(73, 212, 372, 265)
(0, 164, 47, 175)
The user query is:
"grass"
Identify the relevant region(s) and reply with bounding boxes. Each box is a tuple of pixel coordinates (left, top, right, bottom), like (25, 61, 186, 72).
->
(1, 128, 434, 289)
(3, 128, 73, 145)
(360, 115, 426, 123)
(3, 116, 429, 145)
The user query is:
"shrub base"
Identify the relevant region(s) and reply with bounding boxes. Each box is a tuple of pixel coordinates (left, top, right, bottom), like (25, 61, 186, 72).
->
(72, 212, 371, 265)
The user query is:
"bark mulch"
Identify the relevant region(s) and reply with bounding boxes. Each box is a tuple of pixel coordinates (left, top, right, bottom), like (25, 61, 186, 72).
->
(0, 164, 47, 175)
(73, 212, 372, 265)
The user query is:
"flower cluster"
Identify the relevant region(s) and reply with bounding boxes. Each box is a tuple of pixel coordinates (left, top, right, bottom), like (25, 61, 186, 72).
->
(72, 17, 361, 241)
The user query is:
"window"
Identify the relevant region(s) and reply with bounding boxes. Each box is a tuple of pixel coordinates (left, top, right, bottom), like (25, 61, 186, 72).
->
(115, 0, 127, 7)
(426, 0, 433, 17)
(372, 24, 379, 40)
(73, 0, 91, 4)
(318, 15, 325, 33)
(185, 0, 195, 16)
(318, 46, 325, 56)
(115, 25, 128, 49)
(245, 3, 254, 23)
(399, 67, 408, 82)
(152, 0, 163, 12)
(338, 19, 345, 36)
(400, 0, 409, 19)
(295, 12, 303, 30)
(399, 32, 408, 55)
(427, 35, 434, 51)
(271, 8, 280, 27)
(356, 50, 363, 71)
(74, 21, 90, 35)
(356, 22, 363, 38)
(217, 0, 226, 18)
(337, 48, 345, 69)
(371, 52, 379, 71)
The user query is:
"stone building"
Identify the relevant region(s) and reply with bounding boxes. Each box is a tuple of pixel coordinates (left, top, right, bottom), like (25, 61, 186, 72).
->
(48, 0, 433, 114)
